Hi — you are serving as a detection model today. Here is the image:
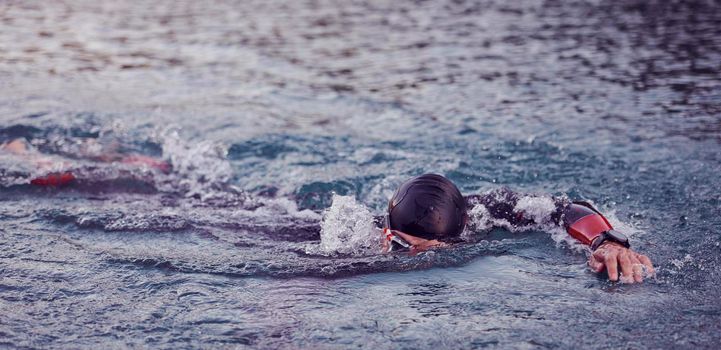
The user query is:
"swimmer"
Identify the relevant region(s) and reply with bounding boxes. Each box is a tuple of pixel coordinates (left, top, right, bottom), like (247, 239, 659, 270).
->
(1, 139, 653, 283)
(0, 138, 171, 186)
(380, 173, 655, 284)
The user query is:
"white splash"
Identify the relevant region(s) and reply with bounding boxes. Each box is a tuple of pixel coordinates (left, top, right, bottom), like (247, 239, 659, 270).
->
(465, 192, 590, 252)
(317, 194, 381, 255)
(513, 196, 556, 225)
(465, 203, 496, 232)
(158, 129, 234, 201)
(670, 254, 694, 270)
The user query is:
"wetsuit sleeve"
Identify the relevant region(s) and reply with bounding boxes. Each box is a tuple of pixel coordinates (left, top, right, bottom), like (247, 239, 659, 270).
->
(465, 188, 612, 246)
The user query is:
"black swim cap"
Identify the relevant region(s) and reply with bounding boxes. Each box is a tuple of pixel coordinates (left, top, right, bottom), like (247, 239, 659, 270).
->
(387, 174, 467, 240)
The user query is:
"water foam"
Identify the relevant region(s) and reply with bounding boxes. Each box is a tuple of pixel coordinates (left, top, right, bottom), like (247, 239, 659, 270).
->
(316, 194, 381, 256)
(158, 129, 239, 202)
(513, 196, 557, 224)
(465, 191, 587, 252)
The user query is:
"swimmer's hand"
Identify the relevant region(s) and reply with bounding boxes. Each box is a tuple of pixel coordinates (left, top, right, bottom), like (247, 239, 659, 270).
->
(1, 139, 31, 154)
(588, 242, 655, 283)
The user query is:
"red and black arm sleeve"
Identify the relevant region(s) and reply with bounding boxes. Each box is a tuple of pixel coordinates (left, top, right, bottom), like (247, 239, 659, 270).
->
(561, 201, 613, 246)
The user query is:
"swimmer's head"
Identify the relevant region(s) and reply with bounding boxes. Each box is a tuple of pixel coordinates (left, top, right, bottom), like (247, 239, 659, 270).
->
(386, 173, 467, 241)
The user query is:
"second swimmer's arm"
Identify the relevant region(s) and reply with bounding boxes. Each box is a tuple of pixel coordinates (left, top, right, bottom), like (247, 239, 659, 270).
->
(1, 139, 31, 154)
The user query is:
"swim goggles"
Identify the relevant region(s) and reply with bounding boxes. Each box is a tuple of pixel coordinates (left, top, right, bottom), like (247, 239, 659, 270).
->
(383, 215, 412, 251)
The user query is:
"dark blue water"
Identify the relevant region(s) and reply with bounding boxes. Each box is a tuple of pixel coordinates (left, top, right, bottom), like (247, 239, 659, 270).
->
(1, 0, 721, 348)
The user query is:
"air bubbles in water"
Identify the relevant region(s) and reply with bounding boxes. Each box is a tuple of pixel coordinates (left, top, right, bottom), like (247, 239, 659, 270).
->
(513, 196, 556, 224)
(465, 191, 586, 252)
(158, 129, 236, 201)
(317, 194, 381, 256)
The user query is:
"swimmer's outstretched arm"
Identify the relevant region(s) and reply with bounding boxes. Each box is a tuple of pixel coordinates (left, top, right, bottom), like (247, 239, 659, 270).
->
(1, 138, 171, 187)
(465, 188, 654, 283)
(6, 137, 170, 171)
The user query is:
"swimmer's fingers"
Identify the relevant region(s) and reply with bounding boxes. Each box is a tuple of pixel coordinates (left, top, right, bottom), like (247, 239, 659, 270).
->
(596, 248, 620, 282)
(588, 253, 605, 273)
(593, 243, 654, 283)
(618, 250, 635, 283)
(636, 253, 655, 277)
(629, 254, 644, 283)
(605, 253, 619, 282)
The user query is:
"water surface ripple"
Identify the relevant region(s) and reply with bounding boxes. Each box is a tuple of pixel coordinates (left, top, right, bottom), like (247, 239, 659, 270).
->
(1, 0, 720, 349)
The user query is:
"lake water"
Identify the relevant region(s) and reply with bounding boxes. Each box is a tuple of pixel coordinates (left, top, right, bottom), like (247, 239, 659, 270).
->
(1, 0, 720, 348)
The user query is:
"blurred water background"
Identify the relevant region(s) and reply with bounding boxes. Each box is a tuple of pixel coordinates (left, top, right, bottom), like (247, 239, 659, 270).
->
(1, 0, 720, 348)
